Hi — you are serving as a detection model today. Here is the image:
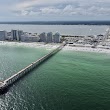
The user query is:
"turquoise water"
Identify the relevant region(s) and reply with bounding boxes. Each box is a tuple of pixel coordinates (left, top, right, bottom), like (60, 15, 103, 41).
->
(0, 45, 110, 110)
(0, 45, 50, 80)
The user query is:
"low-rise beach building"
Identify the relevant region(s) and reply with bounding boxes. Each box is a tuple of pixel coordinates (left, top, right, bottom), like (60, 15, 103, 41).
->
(64, 37, 77, 44)
(96, 34, 104, 42)
(64, 36, 85, 44)
(6, 32, 13, 40)
(20, 33, 40, 42)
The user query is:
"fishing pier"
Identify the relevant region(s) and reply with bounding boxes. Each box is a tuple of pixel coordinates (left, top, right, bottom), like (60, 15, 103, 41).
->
(0, 43, 66, 93)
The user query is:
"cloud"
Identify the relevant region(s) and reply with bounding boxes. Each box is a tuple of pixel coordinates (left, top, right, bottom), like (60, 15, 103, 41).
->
(63, 5, 73, 12)
(11, 0, 110, 17)
(1, 0, 110, 21)
(40, 7, 60, 14)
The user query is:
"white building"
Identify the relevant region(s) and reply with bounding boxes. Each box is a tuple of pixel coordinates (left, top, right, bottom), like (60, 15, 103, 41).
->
(11, 30, 19, 41)
(39, 32, 47, 42)
(6, 32, 12, 40)
(18, 30, 24, 41)
(53, 32, 60, 43)
(65, 37, 75, 44)
(21, 33, 40, 42)
(11, 30, 24, 41)
(46, 32, 53, 43)
(0, 31, 7, 41)
(64, 36, 85, 44)
(96, 34, 104, 41)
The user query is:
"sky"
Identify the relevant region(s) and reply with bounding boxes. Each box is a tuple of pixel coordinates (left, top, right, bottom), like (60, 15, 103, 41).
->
(0, 0, 110, 21)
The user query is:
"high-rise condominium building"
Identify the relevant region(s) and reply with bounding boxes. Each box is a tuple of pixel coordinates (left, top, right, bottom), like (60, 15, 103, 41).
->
(0, 31, 7, 41)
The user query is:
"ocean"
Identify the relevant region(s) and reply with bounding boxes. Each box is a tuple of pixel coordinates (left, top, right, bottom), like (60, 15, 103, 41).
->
(0, 24, 110, 110)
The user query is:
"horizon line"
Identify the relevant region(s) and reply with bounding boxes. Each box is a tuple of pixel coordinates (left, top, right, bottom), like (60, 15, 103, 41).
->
(0, 21, 110, 25)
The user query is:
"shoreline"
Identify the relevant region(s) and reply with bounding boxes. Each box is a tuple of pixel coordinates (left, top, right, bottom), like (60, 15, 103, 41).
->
(63, 45, 110, 54)
(0, 41, 60, 50)
(0, 41, 110, 54)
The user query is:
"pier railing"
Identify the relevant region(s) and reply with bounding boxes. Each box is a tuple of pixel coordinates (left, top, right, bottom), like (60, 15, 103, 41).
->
(0, 43, 66, 92)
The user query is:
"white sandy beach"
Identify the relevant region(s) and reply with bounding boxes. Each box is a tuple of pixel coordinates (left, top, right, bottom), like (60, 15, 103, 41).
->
(63, 45, 110, 54)
(0, 41, 110, 54)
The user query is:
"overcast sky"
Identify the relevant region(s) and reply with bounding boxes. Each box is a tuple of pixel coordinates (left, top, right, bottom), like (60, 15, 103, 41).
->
(0, 0, 110, 21)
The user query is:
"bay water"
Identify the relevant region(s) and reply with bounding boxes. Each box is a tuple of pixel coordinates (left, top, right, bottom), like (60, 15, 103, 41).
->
(0, 24, 108, 35)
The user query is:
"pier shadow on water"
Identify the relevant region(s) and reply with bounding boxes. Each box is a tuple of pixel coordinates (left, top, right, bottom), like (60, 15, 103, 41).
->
(0, 87, 9, 95)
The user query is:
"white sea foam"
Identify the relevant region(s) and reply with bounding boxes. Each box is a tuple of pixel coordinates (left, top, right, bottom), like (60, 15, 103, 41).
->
(0, 41, 60, 50)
